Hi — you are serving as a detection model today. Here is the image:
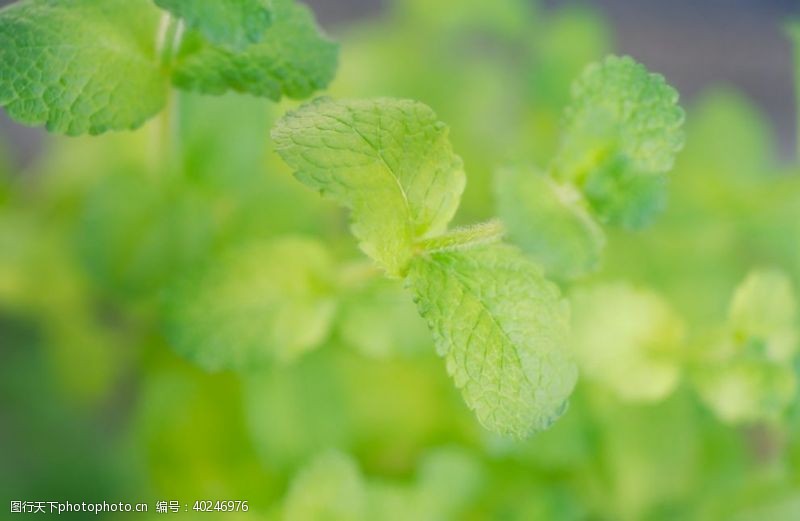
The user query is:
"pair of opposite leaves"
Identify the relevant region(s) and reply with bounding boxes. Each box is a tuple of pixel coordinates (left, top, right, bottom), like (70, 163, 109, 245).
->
(269, 56, 685, 438)
(0, 0, 337, 134)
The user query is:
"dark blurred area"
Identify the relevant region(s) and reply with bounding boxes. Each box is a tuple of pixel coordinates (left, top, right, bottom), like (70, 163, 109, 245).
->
(1, 0, 799, 163)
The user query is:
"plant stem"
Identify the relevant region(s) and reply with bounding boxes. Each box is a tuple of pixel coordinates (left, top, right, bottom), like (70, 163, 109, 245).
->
(415, 219, 506, 254)
(149, 13, 185, 175)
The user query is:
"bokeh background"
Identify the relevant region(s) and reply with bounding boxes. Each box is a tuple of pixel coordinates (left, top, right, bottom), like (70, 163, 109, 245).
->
(2, 1, 800, 520)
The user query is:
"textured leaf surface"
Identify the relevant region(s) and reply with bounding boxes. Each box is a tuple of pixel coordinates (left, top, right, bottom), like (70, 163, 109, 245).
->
(273, 98, 465, 276)
(0, 0, 166, 135)
(696, 269, 799, 423)
(173, 0, 337, 100)
(165, 238, 336, 371)
(155, 0, 272, 49)
(284, 451, 366, 521)
(571, 283, 685, 402)
(407, 245, 576, 437)
(495, 166, 604, 279)
(552, 55, 684, 227)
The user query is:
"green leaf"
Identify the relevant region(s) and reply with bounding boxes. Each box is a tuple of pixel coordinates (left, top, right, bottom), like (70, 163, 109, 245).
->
(581, 155, 667, 228)
(570, 283, 685, 402)
(552, 55, 685, 228)
(407, 244, 577, 437)
(696, 269, 799, 423)
(165, 237, 337, 371)
(154, 0, 272, 49)
(495, 166, 605, 279)
(172, 0, 337, 100)
(272, 98, 466, 276)
(284, 451, 367, 521)
(729, 269, 797, 361)
(0, 0, 167, 135)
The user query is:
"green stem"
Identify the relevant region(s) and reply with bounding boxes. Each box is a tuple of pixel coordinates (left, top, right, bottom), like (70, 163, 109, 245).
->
(149, 14, 185, 175)
(156, 13, 185, 67)
(415, 219, 506, 254)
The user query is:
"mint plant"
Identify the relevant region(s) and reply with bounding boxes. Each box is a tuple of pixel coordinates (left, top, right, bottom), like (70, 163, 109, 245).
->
(0, 0, 337, 135)
(268, 56, 684, 437)
(272, 97, 576, 437)
(2, 0, 799, 517)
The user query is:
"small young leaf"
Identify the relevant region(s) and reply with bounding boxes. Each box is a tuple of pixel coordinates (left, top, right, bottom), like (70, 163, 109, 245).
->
(173, 0, 337, 101)
(570, 283, 685, 402)
(407, 244, 577, 437)
(0, 0, 167, 135)
(284, 451, 367, 521)
(165, 237, 337, 371)
(552, 55, 685, 228)
(495, 166, 605, 279)
(696, 269, 799, 423)
(272, 98, 465, 276)
(729, 269, 797, 361)
(154, 0, 272, 49)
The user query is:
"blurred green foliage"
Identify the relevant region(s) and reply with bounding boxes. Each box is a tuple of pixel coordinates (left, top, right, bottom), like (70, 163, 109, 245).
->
(2, 0, 800, 519)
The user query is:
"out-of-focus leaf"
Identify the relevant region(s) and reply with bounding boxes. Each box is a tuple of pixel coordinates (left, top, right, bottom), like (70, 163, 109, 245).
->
(570, 283, 685, 402)
(336, 274, 429, 358)
(173, 0, 337, 101)
(155, 0, 272, 49)
(283, 451, 367, 521)
(77, 171, 215, 299)
(552, 55, 685, 228)
(165, 237, 337, 371)
(495, 166, 604, 279)
(696, 269, 799, 423)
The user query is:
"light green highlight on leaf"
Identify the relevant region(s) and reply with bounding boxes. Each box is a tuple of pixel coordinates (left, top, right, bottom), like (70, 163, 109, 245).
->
(154, 0, 272, 49)
(0, 0, 167, 135)
(272, 97, 465, 276)
(571, 283, 685, 402)
(696, 269, 799, 423)
(730, 269, 798, 361)
(495, 166, 605, 279)
(165, 237, 337, 371)
(407, 244, 577, 437)
(172, 0, 337, 100)
(283, 451, 367, 521)
(552, 55, 685, 228)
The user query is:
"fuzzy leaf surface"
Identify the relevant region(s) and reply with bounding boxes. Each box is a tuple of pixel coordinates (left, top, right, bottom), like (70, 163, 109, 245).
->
(273, 97, 465, 276)
(0, 0, 166, 135)
(173, 0, 337, 100)
(407, 244, 576, 437)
